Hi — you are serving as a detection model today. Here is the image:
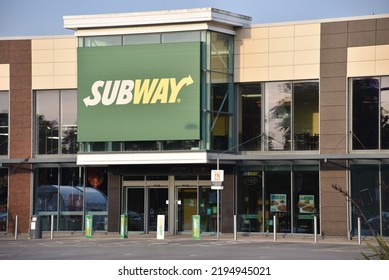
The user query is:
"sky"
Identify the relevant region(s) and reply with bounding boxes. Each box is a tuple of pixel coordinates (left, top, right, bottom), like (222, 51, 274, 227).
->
(1, 0, 389, 37)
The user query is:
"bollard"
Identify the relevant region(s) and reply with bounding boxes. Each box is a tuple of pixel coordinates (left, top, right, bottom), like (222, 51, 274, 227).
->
(358, 217, 361, 245)
(51, 215, 54, 239)
(314, 215, 317, 243)
(233, 214, 237, 241)
(273, 215, 277, 242)
(15, 215, 18, 240)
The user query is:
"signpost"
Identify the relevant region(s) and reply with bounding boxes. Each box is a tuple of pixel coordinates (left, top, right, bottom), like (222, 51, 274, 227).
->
(211, 168, 224, 240)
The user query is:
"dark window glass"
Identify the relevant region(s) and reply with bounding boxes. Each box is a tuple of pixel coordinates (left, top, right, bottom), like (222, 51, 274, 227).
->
(381, 165, 389, 236)
(380, 77, 389, 149)
(293, 82, 319, 151)
(352, 78, 379, 149)
(239, 84, 262, 151)
(351, 165, 380, 235)
(0, 168, 8, 231)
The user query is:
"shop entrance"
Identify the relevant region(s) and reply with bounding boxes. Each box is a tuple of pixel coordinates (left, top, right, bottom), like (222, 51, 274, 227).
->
(123, 175, 213, 235)
(123, 182, 169, 234)
(175, 185, 218, 234)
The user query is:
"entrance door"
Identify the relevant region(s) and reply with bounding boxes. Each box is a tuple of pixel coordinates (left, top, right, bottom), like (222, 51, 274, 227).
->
(125, 187, 145, 232)
(199, 187, 218, 233)
(148, 188, 168, 232)
(177, 187, 197, 233)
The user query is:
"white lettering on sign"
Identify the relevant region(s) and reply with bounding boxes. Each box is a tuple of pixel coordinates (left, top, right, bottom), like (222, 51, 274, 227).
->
(83, 75, 193, 107)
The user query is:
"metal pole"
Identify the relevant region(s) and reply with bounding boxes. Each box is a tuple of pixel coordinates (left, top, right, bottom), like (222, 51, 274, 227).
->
(234, 214, 237, 240)
(314, 215, 317, 243)
(273, 215, 277, 242)
(358, 217, 361, 245)
(14, 215, 18, 240)
(51, 215, 54, 239)
(217, 189, 220, 240)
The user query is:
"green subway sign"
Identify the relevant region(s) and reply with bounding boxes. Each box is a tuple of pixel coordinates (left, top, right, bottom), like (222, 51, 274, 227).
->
(77, 42, 201, 142)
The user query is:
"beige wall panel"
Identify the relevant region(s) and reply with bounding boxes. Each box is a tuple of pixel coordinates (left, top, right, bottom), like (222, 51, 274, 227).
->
(347, 61, 375, 76)
(32, 63, 54, 76)
(269, 37, 294, 52)
(53, 37, 77, 49)
(54, 49, 77, 62)
(294, 64, 319, 79)
(32, 39, 54, 50)
(294, 23, 320, 36)
(0, 66, 9, 90)
(269, 65, 293, 80)
(347, 46, 375, 61)
(243, 53, 268, 68)
(0, 77, 9, 90)
(294, 35, 320, 50)
(54, 62, 77, 76)
(248, 27, 269, 39)
(294, 50, 320, 65)
(376, 44, 389, 60)
(376, 60, 389, 75)
(32, 49, 54, 63)
(54, 75, 77, 89)
(243, 67, 268, 82)
(32, 76, 54, 89)
(269, 25, 294, 38)
(269, 52, 293, 66)
(242, 39, 269, 54)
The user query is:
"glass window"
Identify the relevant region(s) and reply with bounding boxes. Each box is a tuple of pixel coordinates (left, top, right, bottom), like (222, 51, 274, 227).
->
(264, 166, 291, 233)
(237, 167, 263, 232)
(293, 167, 319, 234)
(352, 78, 379, 149)
(123, 34, 161, 45)
(265, 82, 292, 151)
(380, 77, 389, 149)
(34, 166, 108, 232)
(162, 31, 201, 43)
(293, 82, 319, 151)
(0, 168, 8, 231)
(84, 36, 122, 47)
(350, 165, 380, 235)
(238, 84, 262, 151)
(381, 165, 389, 236)
(36, 90, 77, 155)
(0, 91, 9, 156)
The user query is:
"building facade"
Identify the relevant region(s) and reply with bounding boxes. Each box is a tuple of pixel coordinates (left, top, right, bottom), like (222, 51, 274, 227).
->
(1, 8, 389, 237)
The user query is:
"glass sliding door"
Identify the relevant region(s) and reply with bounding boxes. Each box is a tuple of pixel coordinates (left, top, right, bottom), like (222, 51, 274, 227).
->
(148, 188, 168, 232)
(125, 187, 145, 232)
(177, 187, 197, 233)
(199, 187, 218, 233)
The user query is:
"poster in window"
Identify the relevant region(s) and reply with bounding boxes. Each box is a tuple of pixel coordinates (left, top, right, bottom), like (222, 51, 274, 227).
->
(270, 194, 287, 212)
(298, 195, 315, 213)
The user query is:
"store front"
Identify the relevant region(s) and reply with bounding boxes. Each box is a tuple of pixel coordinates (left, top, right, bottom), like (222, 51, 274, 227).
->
(120, 172, 218, 235)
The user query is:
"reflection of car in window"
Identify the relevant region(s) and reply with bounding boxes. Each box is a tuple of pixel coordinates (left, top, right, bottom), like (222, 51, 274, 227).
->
(36, 185, 108, 231)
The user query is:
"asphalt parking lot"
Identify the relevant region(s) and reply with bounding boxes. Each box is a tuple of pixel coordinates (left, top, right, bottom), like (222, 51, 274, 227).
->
(0, 233, 375, 260)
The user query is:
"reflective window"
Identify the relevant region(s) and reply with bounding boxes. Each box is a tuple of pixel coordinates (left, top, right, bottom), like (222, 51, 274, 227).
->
(0, 91, 8, 156)
(242, 81, 319, 151)
(350, 165, 380, 235)
(123, 34, 161, 45)
(162, 31, 201, 43)
(293, 82, 319, 151)
(84, 36, 122, 47)
(351, 76, 389, 150)
(34, 167, 108, 231)
(36, 90, 77, 155)
(0, 168, 8, 231)
(264, 166, 291, 233)
(237, 167, 263, 232)
(238, 84, 262, 151)
(265, 82, 292, 151)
